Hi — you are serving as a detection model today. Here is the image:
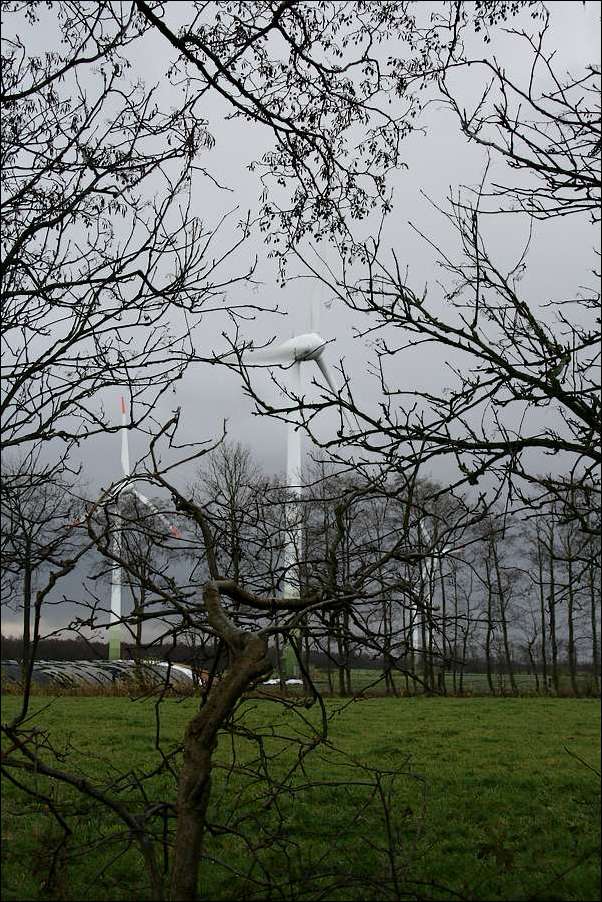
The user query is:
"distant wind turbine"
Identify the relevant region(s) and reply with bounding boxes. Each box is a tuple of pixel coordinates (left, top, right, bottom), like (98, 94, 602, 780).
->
(249, 299, 340, 676)
(108, 396, 180, 661)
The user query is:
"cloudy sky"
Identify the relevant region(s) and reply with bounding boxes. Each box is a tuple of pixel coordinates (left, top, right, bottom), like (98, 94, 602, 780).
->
(13, 0, 595, 490)
(2, 1, 599, 637)
(84, 0, 599, 489)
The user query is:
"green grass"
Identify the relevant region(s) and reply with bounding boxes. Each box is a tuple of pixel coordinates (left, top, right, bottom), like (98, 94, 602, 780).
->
(311, 667, 598, 696)
(2, 695, 600, 901)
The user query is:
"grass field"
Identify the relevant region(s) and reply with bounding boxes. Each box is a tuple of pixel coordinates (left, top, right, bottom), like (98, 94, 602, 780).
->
(309, 668, 597, 696)
(2, 695, 600, 901)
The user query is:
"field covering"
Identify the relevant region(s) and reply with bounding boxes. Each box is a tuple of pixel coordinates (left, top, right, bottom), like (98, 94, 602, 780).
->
(4, 666, 596, 698)
(1, 696, 600, 901)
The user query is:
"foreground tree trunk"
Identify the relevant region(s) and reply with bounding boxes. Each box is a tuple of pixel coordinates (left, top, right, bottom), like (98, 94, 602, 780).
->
(535, 528, 549, 693)
(170, 583, 272, 902)
(566, 552, 579, 697)
(489, 537, 518, 696)
(589, 558, 600, 696)
(527, 637, 540, 694)
(21, 545, 33, 684)
(484, 564, 496, 696)
(546, 527, 560, 695)
(325, 618, 334, 694)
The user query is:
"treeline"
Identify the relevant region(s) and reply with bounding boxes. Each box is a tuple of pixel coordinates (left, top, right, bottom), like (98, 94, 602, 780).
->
(185, 450, 601, 696)
(2, 442, 600, 697)
(6, 635, 591, 677)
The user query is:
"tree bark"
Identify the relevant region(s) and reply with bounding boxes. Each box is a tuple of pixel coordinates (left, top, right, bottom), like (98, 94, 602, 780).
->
(546, 524, 559, 694)
(21, 544, 32, 684)
(451, 568, 459, 695)
(326, 618, 334, 694)
(566, 551, 579, 697)
(490, 538, 518, 696)
(170, 583, 272, 902)
(527, 637, 540, 694)
(589, 558, 600, 696)
(536, 528, 549, 693)
(438, 557, 448, 695)
(484, 562, 495, 696)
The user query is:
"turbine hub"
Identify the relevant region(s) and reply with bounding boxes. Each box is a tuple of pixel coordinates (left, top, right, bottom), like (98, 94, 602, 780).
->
(290, 332, 327, 361)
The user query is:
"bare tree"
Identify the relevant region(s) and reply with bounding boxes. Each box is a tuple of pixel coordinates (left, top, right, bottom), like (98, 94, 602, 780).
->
(110, 490, 185, 664)
(479, 519, 521, 695)
(1, 452, 83, 680)
(194, 441, 266, 586)
(97, 439, 421, 899)
(235, 10, 599, 515)
(1, 2, 258, 456)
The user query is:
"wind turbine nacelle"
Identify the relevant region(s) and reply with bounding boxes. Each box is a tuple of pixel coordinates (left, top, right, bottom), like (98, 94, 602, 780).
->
(277, 332, 327, 362)
(249, 329, 338, 394)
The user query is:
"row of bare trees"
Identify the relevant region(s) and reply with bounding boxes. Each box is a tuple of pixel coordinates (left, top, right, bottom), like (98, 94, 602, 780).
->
(184, 445, 601, 697)
(6, 441, 592, 695)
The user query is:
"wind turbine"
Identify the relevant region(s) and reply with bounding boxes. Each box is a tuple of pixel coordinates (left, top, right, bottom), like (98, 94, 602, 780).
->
(249, 300, 341, 678)
(108, 397, 181, 661)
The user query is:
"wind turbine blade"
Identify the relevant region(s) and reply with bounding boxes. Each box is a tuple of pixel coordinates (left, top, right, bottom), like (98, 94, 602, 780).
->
(247, 344, 295, 363)
(131, 488, 182, 539)
(120, 396, 130, 477)
(310, 295, 319, 334)
(314, 354, 337, 395)
(315, 354, 358, 433)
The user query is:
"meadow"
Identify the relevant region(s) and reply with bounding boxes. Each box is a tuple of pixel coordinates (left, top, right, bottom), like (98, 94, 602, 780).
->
(309, 668, 597, 697)
(1, 695, 600, 901)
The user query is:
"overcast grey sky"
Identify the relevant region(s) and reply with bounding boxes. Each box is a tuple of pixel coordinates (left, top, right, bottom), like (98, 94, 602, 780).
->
(16, 0, 594, 490)
(96, 1, 600, 482)
(2, 1, 599, 636)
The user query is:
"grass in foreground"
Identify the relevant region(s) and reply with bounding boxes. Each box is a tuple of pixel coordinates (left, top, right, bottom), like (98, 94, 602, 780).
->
(1, 695, 600, 901)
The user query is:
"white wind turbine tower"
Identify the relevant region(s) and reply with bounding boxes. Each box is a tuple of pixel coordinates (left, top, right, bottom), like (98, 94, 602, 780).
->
(250, 299, 340, 677)
(108, 397, 181, 661)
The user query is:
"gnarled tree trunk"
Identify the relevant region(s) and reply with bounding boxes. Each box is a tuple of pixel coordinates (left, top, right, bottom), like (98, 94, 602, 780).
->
(170, 583, 272, 902)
